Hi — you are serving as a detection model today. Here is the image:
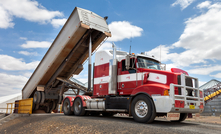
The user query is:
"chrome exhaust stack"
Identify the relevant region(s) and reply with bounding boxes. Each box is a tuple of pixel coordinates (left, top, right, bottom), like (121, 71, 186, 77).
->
(108, 43, 117, 95)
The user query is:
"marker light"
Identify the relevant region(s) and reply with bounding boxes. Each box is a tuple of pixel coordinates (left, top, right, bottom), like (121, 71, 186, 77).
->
(164, 90, 169, 96)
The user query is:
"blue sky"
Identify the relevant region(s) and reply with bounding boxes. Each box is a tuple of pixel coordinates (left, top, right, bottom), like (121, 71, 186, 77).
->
(1, 0, 221, 96)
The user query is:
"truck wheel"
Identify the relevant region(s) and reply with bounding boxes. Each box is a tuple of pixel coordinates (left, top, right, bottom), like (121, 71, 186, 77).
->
(35, 104, 39, 110)
(63, 98, 74, 115)
(131, 95, 156, 123)
(33, 91, 41, 104)
(40, 92, 45, 104)
(73, 97, 85, 116)
(172, 113, 188, 122)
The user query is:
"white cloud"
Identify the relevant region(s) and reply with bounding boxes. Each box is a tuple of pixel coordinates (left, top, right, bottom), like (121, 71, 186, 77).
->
(210, 73, 221, 78)
(0, 55, 39, 70)
(20, 37, 27, 40)
(0, 73, 28, 96)
(0, 49, 2, 51)
(18, 51, 38, 56)
(21, 41, 51, 48)
(108, 21, 143, 42)
(199, 81, 206, 86)
(187, 65, 221, 75)
(172, 0, 196, 10)
(197, 1, 211, 9)
(0, 6, 14, 28)
(147, 2, 221, 69)
(23, 72, 33, 78)
(0, 0, 63, 29)
(98, 42, 113, 51)
(145, 45, 177, 62)
(51, 18, 67, 28)
(171, 2, 221, 66)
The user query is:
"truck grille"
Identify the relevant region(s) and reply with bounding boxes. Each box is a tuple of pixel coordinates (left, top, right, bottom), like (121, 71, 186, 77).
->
(177, 75, 195, 97)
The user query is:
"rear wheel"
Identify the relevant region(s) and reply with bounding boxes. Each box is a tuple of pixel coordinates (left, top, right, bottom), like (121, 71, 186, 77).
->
(40, 92, 45, 104)
(33, 91, 41, 104)
(63, 98, 74, 115)
(73, 97, 85, 116)
(131, 95, 156, 123)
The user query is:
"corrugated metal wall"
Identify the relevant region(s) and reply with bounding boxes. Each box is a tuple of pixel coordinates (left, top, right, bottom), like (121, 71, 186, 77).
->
(202, 95, 221, 116)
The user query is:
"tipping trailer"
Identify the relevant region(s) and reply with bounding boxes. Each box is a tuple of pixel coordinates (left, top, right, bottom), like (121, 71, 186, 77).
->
(22, 7, 111, 112)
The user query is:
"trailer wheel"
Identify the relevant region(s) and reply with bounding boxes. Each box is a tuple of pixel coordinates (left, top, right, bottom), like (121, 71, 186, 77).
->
(73, 97, 85, 116)
(33, 91, 41, 104)
(131, 95, 156, 123)
(40, 92, 45, 104)
(172, 113, 188, 122)
(35, 104, 39, 110)
(62, 98, 74, 115)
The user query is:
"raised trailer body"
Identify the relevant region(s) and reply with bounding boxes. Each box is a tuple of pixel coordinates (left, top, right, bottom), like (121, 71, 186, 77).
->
(22, 7, 111, 112)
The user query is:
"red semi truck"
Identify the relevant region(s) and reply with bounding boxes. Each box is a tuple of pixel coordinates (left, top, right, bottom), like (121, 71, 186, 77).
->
(62, 44, 204, 123)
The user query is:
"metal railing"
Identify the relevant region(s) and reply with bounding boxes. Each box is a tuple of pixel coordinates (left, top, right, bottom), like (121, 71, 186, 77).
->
(170, 74, 204, 107)
(0, 98, 33, 114)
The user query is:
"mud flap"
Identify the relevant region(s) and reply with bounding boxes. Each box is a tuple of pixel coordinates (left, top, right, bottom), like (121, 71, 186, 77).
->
(166, 113, 180, 121)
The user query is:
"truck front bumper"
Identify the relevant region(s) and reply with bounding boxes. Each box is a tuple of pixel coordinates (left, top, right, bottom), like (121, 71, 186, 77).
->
(152, 74, 204, 113)
(152, 96, 204, 113)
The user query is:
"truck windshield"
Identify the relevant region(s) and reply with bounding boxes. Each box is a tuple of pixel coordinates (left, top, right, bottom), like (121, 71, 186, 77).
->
(137, 57, 161, 70)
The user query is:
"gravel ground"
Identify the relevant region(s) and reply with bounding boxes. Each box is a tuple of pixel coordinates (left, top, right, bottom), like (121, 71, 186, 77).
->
(0, 114, 221, 134)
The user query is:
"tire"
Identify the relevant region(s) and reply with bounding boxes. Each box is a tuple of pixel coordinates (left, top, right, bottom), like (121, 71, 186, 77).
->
(40, 92, 45, 104)
(35, 104, 39, 110)
(45, 106, 51, 113)
(32, 103, 36, 110)
(172, 113, 188, 122)
(46, 101, 55, 113)
(62, 98, 74, 115)
(131, 95, 156, 123)
(33, 91, 41, 104)
(73, 97, 85, 116)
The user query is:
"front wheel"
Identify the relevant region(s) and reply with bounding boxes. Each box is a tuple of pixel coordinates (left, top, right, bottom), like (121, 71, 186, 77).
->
(73, 97, 86, 116)
(131, 95, 156, 123)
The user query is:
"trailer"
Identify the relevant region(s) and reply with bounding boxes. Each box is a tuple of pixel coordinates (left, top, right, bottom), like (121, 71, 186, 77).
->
(22, 7, 111, 112)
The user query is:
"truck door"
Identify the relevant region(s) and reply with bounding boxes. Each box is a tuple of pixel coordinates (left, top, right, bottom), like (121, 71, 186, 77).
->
(118, 58, 137, 95)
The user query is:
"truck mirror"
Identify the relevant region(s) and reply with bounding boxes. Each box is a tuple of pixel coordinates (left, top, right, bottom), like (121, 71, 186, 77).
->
(125, 55, 130, 70)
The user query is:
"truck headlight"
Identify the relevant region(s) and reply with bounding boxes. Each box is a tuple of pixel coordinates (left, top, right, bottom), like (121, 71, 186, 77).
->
(192, 91, 195, 97)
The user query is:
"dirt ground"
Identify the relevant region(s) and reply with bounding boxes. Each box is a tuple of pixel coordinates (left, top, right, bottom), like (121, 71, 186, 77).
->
(0, 113, 221, 134)
(185, 115, 221, 124)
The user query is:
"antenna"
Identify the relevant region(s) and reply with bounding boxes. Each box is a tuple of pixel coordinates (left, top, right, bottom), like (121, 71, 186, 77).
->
(129, 45, 131, 55)
(160, 45, 161, 62)
(129, 32, 132, 54)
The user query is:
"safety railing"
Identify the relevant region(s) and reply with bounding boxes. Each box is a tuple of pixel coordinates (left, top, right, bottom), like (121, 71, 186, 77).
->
(0, 98, 33, 114)
(170, 74, 204, 106)
(18, 98, 33, 114)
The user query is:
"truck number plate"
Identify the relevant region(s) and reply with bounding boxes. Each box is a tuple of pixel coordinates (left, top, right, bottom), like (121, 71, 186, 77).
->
(189, 105, 195, 109)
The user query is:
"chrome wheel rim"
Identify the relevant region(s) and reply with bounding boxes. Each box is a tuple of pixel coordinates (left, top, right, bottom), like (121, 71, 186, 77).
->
(135, 100, 148, 118)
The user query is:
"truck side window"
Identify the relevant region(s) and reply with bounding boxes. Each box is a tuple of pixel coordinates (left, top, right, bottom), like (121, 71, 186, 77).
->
(121, 59, 136, 73)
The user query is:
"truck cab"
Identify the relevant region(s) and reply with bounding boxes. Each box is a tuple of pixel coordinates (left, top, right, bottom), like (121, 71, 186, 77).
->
(63, 46, 204, 123)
